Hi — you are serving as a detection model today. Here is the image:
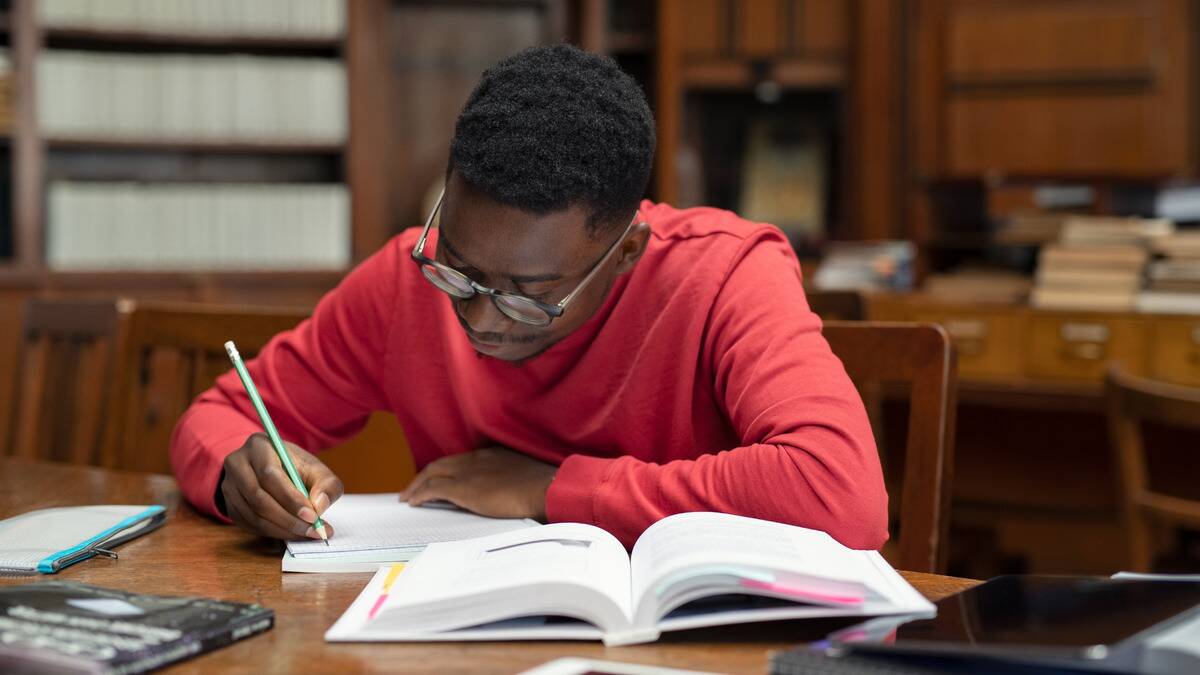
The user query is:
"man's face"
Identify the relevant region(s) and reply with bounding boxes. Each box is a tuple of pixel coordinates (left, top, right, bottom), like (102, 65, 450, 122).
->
(432, 173, 647, 363)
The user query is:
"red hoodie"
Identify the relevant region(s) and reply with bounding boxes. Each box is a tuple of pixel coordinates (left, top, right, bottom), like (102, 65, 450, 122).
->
(170, 201, 889, 549)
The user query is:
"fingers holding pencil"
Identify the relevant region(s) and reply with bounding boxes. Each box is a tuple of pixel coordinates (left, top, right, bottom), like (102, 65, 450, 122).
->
(222, 434, 343, 541)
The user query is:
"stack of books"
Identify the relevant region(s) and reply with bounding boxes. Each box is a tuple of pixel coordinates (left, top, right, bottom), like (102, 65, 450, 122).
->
(923, 268, 1033, 304)
(1137, 231, 1200, 314)
(812, 241, 915, 292)
(1030, 216, 1172, 311)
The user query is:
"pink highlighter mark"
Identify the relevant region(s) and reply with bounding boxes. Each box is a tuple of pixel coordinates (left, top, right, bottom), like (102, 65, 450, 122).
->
(368, 564, 406, 620)
(739, 578, 864, 606)
(367, 594, 388, 620)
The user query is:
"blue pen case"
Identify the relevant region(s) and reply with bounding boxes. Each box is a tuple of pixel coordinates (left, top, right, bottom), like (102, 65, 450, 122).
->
(0, 505, 167, 574)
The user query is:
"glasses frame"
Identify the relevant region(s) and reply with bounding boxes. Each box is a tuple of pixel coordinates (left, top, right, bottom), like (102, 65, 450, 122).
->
(411, 188, 640, 327)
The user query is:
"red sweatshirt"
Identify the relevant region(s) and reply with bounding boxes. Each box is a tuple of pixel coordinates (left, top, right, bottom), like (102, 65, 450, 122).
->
(170, 201, 889, 549)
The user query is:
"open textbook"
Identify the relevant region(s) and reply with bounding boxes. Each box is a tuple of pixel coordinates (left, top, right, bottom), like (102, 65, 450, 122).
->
(327, 512, 934, 646)
(284, 494, 536, 572)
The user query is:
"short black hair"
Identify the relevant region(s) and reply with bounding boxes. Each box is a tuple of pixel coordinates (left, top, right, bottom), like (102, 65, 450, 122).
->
(449, 44, 656, 235)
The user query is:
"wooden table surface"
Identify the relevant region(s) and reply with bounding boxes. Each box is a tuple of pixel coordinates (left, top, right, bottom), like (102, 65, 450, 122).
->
(0, 458, 980, 674)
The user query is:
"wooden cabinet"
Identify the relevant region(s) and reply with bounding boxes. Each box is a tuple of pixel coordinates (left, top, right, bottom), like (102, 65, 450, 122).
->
(1027, 313, 1147, 380)
(909, 305, 1025, 379)
(1148, 318, 1200, 386)
(673, 0, 849, 61)
(915, 0, 1194, 179)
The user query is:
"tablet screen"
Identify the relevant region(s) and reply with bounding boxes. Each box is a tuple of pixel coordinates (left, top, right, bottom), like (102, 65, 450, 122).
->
(885, 575, 1200, 653)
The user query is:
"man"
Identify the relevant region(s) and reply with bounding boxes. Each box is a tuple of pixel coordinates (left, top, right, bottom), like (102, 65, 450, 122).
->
(170, 44, 887, 550)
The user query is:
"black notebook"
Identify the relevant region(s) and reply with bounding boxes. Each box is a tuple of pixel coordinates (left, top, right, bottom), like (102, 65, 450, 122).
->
(0, 581, 273, 674)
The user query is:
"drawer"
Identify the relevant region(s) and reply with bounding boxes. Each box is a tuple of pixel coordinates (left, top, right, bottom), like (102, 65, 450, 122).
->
(1027, 315, 1147, 381)
(1148, 318, 1200, 387)
(911, 308, 1025, 379)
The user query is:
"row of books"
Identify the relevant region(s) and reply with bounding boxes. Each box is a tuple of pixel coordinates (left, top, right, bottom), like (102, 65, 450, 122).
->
(39, 51, 347, 144)
(40, 0, 345, 38)
(47, 182, 350, 271)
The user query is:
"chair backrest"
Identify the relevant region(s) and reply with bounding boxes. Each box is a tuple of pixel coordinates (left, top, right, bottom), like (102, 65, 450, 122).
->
(6, 297, 134, 464)
(1104, 367, 1200, 572)
(102, 302, 311, 473)
(822, 321, 958, 574)
(103, 302, 415, 490)
(806, 290, 865, 321)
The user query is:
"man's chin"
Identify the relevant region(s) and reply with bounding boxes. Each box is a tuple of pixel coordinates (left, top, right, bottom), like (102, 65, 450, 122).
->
(470, 340, 551, 364)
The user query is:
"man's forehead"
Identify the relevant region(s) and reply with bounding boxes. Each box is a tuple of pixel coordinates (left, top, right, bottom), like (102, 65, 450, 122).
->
(436, 227, 563, 283)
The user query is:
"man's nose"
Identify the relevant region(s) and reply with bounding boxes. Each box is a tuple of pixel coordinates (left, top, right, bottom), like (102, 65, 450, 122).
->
(458, 294, 509, 334)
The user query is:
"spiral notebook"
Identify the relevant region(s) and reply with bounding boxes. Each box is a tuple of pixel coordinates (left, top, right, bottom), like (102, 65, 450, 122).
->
(0, 505, 166, 574)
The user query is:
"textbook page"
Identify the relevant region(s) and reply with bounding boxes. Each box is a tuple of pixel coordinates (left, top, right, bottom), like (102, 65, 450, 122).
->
(286, 494, 536, 556)
(628, 512, 933, 630)
(337, 523, 635, 638)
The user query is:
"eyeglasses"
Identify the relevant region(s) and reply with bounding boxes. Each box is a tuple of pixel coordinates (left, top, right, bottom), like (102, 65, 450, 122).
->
(411, 188, 639, 327)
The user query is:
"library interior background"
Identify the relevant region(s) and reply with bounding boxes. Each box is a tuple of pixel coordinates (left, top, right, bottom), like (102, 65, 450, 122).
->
(2, 0, 1200, 579)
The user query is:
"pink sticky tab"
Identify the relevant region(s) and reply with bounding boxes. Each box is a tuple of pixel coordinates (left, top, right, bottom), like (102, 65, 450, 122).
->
(739, 578, 864, 606)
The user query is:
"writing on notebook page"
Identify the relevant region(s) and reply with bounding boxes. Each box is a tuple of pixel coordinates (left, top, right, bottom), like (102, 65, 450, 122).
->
(287, 494, 535, 556)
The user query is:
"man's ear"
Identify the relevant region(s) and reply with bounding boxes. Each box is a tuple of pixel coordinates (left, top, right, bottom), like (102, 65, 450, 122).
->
(613, 222, 651, 275)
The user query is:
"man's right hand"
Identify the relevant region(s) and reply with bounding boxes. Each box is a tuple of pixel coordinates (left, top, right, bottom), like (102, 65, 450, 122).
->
(219, 433, 344, 540)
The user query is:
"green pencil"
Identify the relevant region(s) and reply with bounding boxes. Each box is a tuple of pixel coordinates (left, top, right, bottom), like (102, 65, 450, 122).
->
(224, 340, 329, 545)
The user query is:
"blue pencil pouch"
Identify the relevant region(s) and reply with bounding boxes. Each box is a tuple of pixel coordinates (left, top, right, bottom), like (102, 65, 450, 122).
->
(0, 505, 166, 574)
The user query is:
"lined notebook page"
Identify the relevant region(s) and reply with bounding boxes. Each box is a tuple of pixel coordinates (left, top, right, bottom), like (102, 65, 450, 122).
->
(286, 494, 536, 556)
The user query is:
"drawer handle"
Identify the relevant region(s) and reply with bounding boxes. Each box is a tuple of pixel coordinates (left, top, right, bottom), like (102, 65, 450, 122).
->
(1060, 341, 1106, 361)
(1061, 322, 1110, 343)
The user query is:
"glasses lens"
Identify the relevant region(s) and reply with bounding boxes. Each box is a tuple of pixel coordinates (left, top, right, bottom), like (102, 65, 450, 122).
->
(421, 264, 474, 298)
(494, 295, 551, 326)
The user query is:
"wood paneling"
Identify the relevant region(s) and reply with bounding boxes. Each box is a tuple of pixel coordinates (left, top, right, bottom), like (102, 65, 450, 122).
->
(0, 294, 24, 455)
(946, 2, 1157, 80)
(947, 94, 1187, 177)
(849, 0, 903, 240)
(679, 0, 725, 57)
(799, 0, 849, 56)
(735, 0, 785, 57)
(914, 0, 1195, 180)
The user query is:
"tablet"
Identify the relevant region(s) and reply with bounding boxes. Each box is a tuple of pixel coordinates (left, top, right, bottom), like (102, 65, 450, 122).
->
(834, 575, 1200, 671)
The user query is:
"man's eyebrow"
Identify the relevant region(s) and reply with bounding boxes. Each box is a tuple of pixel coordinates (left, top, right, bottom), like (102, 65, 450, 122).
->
(438, 227, 564, 284)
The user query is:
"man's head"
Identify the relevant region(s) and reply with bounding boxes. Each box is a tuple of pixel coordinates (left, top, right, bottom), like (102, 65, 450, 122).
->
(426, 44, 656, 362)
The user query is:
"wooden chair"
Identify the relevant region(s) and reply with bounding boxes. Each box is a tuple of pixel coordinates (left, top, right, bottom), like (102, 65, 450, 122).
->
(6, 297, 135, 465)
(806, 290, 865, 321)
(103, 302, 413, 489)
(823, 321, 958, 574)
(1105, 367, 1200, 572)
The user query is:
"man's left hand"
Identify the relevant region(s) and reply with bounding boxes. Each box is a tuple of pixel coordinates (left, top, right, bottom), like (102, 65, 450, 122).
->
(398, 447, 558, 521)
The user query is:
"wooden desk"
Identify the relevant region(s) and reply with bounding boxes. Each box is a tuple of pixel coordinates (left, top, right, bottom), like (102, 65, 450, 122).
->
(0, 458, 979, 674)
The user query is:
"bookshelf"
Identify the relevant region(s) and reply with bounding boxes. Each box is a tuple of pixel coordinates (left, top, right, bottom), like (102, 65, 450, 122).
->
(0, 0, 358, 301)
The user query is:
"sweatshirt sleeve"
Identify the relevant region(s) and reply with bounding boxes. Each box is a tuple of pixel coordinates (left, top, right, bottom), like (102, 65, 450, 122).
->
(169, 240, 401, 520)
(544, 228, 889, 550)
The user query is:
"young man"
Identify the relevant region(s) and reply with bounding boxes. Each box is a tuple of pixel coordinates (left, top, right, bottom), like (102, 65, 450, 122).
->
(170, 45, 887, 550)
